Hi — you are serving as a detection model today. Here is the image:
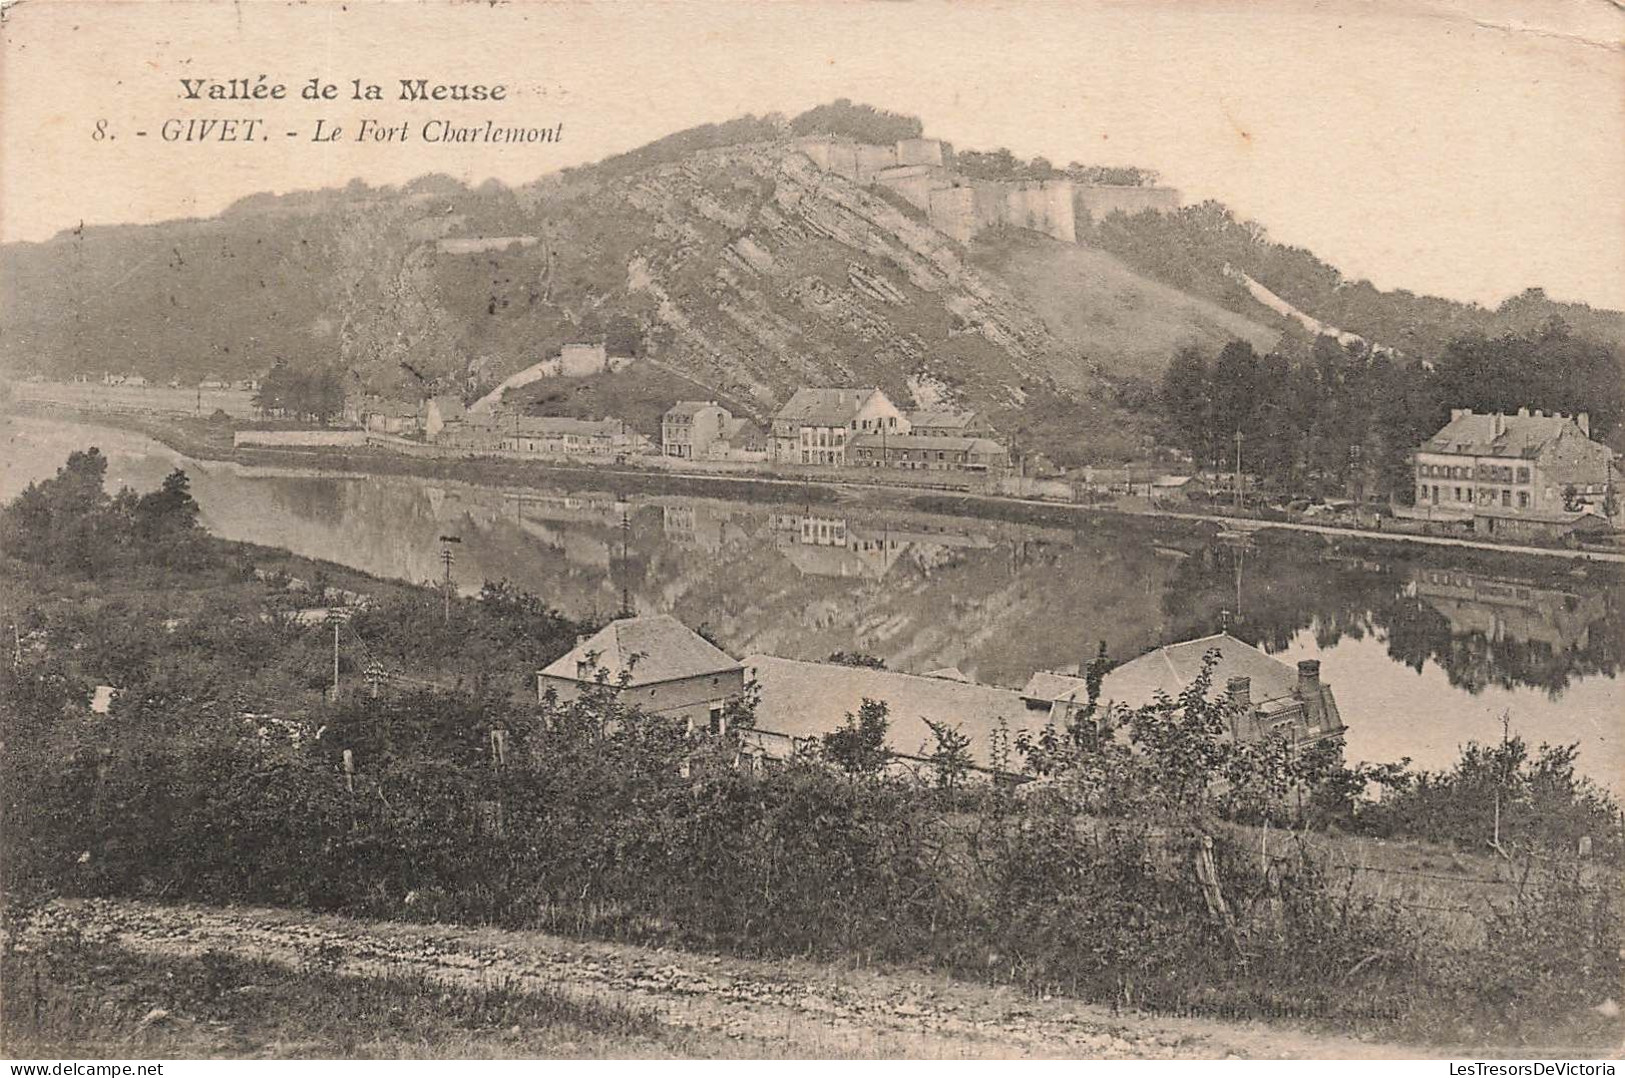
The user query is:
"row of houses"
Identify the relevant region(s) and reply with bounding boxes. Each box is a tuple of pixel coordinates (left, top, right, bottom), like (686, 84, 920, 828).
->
(364, 394, 650, 458)
(661, 387, 1008, 472)
(537, 614, 1345, 780)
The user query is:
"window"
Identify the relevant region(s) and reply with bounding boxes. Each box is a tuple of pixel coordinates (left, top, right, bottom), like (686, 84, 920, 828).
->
(1518, 491, 1529, 509)
(1501, 489, 1511, 508)
(1432, 485, 1439, 502)
(709, 704, 725, 734)
(1418, 486, 1426, 501)
(1517, 467, 1530, 484)
(1454, 487, 1462, 501)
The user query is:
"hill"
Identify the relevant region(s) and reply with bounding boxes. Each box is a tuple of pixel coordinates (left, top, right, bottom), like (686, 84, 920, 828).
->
(7, 101, 1618, 466)
(968, 230, 1279, 380)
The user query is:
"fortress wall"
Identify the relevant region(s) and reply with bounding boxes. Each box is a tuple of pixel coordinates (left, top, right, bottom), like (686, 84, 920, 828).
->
(896, 138, 946, 167)
(1074, 185, 1181, 223)
(790, 136, 835, 171)
(875, 164, 948, 213)
(853, 143, 900, 185)
(928, 186, 978, 244)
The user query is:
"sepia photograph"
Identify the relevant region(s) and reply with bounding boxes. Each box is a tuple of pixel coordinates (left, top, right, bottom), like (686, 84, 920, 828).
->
(0, 0, 1621, 1064)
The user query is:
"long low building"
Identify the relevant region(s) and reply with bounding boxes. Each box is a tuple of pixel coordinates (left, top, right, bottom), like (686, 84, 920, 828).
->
(848, 433, 1008, 471)
(741, 654, 1045, 776)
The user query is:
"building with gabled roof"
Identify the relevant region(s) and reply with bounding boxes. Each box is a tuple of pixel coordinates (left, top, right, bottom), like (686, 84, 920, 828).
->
(905, 409, 994, 439)
(1020, 633, 1345, 748)
(849, 433, 1007, 471)
(662, 400, 731, 459)
(537, 614, 746, 732)
(771, 387, 907, 465)
(1408, 407, 1619, 537)
(740, 654, 1046, 777)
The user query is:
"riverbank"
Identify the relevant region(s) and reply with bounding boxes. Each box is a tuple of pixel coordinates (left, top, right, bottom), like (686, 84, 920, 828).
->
(13, 402, 1624, 564)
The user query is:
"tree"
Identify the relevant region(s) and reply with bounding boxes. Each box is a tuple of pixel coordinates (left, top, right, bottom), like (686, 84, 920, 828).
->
(923, 718, 974, 801)
(821, 698, 891, 777)
(1159, 346, 1211, 461)
(134, 469, 200, 541)
(827, 651, 886, 669)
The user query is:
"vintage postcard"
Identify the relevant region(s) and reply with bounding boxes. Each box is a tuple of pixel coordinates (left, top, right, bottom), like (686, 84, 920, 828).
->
(1, 0, 1621, 1065)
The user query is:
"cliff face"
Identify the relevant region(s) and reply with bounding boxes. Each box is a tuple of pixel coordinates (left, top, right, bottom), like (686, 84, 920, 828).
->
(0, 141, 1273, 461)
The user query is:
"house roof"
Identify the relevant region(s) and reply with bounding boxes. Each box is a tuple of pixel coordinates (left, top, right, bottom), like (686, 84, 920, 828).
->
(367, 399, 421, 419)
(512, 416, 626, 438)
(1424, 411, 1580, 458)
(540, 615, 741, 687)
(665, 400, 726, 420)
(850, 434, 1003, 453)
(742, 655, 1047, 772)
(1022, 633, 1302, 711)
(774, 388, 882, 427)
(720, 417, 764, 442)
(907, 410, 979, 430)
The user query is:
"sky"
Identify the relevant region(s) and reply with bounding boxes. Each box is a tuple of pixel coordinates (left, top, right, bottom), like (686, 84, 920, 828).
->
(2, 0, 1622, 310)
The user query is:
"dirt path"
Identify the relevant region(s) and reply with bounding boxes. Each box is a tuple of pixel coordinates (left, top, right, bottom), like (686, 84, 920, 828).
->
(20, 898, 1444, 1059)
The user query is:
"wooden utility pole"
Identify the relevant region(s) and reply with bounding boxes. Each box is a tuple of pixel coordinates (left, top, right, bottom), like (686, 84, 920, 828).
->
(325, 609, 343, 698)
(438, 535, 460, 624)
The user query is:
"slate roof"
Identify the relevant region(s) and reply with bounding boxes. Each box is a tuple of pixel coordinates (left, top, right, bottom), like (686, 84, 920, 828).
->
(665, 400, 725, 420)
(907, 410, 979, 430)
(540, 615, 741, 687)
(511, 416, 626, 438)
(1425, 412, 1579, 458)
(851, 433, 1003, 454)
(742, 655, 1046, 771)
(774, 388, 880, 427)
(1022, 633, 1302, 710)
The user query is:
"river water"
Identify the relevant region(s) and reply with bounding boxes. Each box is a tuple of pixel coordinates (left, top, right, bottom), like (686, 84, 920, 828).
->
(5, 414, 1621, 791)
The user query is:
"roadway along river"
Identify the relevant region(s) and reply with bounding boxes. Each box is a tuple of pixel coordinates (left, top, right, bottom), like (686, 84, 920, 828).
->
(6, 414, 1621, 792)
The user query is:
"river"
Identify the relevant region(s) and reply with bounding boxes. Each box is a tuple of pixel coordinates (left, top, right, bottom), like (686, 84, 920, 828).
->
(5, 414, 1621, 791)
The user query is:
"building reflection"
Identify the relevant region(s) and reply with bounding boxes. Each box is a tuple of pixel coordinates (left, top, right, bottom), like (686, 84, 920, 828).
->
(1408, 568, 1607, 653)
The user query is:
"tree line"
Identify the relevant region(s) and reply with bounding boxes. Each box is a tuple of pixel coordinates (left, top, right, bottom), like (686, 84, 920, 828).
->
(1154, 319, 1624, 503)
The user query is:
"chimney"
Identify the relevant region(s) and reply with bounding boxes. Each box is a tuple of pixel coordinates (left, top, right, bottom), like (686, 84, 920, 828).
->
(1226, 675, 1251, 711)
(1492, 413, 1506, 437)
(1534, 409, 1544, 418)
(1451, 408, 1469, 421)
(1296, 659, 1321, 698)
(1577, 412, 1591, 437)
(1517, 407, 1529, 418)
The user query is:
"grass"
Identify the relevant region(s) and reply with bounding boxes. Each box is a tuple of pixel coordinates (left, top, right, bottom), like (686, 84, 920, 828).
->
(0, 939, 688, 1059)
(967, 230, 1281, 382)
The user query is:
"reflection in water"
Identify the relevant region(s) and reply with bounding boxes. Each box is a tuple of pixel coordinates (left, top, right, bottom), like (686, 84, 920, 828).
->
(5, 414, 1621, 787)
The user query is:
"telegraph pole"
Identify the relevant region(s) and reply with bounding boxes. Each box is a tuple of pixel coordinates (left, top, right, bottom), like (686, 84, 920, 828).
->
(619, 510, 633, 617)
(439, 545, 456, 624)
(325, 609, 344, 699)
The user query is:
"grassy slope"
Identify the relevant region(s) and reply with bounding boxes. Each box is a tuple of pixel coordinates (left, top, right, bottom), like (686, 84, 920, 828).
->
(1, 942, 692, 1060)
(506, 362, 758, 441)
(970, 231, 1282, 380)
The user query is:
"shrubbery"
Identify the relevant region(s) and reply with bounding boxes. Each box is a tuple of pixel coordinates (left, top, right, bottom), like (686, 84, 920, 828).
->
(2, 454, 1620, 1047)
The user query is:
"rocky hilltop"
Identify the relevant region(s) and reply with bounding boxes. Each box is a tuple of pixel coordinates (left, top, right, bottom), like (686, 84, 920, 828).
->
(1, 114, 1285, 461)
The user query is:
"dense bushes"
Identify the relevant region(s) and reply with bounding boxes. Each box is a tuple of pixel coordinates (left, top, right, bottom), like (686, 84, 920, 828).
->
(2, 456, 1620, 1046)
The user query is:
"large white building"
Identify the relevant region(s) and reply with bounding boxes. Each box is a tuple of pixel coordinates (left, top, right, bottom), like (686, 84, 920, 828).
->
(770, 388, 908, 466)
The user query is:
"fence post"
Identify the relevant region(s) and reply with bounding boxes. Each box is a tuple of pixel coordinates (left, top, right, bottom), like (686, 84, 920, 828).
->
(1195, 834, 1244, 958)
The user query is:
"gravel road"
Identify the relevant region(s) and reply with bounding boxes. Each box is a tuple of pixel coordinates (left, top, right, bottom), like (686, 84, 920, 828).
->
(18, 898, 1441, 1059)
